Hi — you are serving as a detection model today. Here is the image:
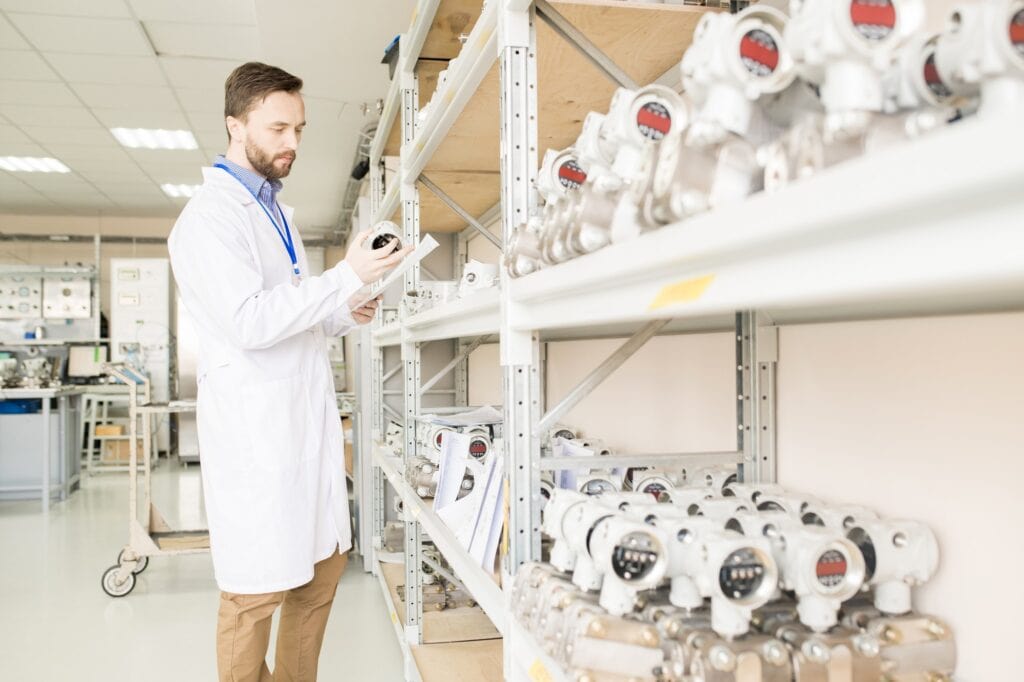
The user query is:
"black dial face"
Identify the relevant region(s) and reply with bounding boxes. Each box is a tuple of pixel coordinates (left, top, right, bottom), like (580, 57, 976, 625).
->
(802, 512, 825, 526)
(640, 482, 668, 500)
(846, 527, 877, 581)
(757, 500, 786, 512)
(611, 531, 661, 582)
(850, 0, 897, 41)
(468, 437, 489, 459)
(371, 233, 401, 251)
(636, 101, 672, 141)
(718, 548, 767, 600)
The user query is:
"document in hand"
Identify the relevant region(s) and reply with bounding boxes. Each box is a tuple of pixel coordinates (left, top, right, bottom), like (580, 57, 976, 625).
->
(348, 234, 440, 310)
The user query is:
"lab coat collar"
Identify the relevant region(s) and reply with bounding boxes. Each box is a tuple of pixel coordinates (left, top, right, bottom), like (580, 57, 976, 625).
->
(201, 166, 295, 223)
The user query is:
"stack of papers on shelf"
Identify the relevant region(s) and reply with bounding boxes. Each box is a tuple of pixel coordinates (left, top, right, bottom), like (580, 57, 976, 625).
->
(418, 405, 503, 427)
(434, 431, 505, 572)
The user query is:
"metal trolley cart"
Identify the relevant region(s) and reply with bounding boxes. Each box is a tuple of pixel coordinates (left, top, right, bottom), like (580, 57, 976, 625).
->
(100, 363, 207, 597)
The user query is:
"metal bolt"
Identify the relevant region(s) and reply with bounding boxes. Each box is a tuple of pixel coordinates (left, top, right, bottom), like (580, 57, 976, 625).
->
(802, 640, 829, 663)
(854, 635, 880, 658)
(588, 620, 606, 637)
(881, 626, 902, 644)
(709, 645, 736, 672)
(763, 640, 787, 665)
(925, 620, 947, 639)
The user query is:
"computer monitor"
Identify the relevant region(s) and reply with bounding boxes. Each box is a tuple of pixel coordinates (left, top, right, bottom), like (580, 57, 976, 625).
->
(67, 344, 108, 379)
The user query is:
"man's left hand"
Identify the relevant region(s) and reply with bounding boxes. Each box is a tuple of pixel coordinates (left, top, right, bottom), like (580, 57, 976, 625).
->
(351, 296, 381, 325)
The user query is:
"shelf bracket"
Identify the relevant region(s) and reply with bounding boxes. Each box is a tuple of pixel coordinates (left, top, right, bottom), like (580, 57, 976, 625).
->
(537, 319, 669, 434)
(418, 174, 504, 250)
(419, 335, 492, 396)
(535, 0, 639, 90)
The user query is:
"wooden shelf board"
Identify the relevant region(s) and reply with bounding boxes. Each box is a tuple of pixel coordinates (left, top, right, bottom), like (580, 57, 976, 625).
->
(409, 1, 715, 232)
(421, 0, 486, 61)
(379, 561, 501, 644)
(412, 638, 503, 682)
(419, 170, 500, 232)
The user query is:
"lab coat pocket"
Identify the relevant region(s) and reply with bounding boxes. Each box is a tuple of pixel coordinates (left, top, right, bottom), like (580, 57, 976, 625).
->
(241, 373, 316, 473)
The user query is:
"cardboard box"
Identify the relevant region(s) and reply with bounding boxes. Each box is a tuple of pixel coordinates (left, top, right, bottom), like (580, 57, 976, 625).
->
(102, 439, 144, 463)
(95, 424, 124, 437)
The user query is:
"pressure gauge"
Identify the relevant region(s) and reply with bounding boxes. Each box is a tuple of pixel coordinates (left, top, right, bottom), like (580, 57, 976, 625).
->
(367, 220, 402, 251)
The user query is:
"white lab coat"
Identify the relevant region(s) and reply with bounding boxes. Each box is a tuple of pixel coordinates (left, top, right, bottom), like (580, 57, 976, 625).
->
(168, 166, 365, 594)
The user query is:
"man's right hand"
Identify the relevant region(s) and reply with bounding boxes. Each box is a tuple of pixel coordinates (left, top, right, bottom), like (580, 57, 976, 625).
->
(344, 229, 415, 284)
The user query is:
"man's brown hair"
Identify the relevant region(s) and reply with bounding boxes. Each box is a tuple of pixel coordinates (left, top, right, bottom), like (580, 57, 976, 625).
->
(224, 62, 303, 140)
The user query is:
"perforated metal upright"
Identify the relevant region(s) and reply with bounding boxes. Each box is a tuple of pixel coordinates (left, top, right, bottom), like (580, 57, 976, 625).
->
(397, 56, 426, 648)
(498, 1, 541, 576)
(737, 311, 778, 484)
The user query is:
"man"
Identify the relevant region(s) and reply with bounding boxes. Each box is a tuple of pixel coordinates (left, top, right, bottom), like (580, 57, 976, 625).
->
(168, 62, 411, 682)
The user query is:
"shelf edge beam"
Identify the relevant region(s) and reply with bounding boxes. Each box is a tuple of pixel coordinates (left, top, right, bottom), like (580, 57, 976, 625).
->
(419, 174, 504, 250)
(537, 319, 669, 434)
(539, 450, 741, 470)
(534, 0, 639, 90)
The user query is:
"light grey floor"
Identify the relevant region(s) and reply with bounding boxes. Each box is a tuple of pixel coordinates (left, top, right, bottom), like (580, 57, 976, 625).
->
(0, 462, 404, 681)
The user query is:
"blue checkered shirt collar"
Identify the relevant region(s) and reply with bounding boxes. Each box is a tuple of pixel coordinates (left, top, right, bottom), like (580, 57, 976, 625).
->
(214, 154, 283, 214)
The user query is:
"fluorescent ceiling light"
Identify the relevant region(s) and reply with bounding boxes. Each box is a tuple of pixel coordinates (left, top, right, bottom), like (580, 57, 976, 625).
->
(161, 183, 201, 198)
(0, 156, 71, 173)
(111, 128, 198, 150)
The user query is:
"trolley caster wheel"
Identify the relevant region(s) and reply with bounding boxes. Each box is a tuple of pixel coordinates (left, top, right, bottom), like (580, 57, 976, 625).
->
(117, 549, 149, 574)
(101, 565, 136, 597)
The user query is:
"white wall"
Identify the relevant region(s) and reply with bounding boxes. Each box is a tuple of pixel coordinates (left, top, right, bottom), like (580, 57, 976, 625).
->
(469, 312, 1023, 681)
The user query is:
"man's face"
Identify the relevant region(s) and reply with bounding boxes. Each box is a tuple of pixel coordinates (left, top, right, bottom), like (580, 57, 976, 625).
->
(228, 90, 305, 180)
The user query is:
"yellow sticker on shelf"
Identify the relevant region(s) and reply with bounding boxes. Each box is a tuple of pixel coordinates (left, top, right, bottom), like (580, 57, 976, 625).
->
(528, 659, 553, 682)
(391, 610, 399, 625)
(648, 274, 715, 311)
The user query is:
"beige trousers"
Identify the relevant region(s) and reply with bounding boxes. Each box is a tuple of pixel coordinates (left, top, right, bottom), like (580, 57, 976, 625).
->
(216, 549, 349, 682)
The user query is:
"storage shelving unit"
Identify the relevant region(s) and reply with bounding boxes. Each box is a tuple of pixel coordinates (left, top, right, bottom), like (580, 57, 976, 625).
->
(353, 1, 1024, 681)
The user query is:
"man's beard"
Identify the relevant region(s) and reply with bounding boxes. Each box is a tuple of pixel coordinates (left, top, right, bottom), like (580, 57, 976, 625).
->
(245, 140, 296, 180)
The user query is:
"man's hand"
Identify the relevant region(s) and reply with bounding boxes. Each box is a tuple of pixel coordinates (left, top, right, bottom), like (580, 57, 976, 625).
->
(344, 229, 415, 284)
(351, 296, 382, 325)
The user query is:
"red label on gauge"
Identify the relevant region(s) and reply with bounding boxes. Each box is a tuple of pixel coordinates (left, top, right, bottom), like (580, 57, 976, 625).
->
(558, 159, 587, 190)
(636, 101, 672, 141)
(1012, 9, 1024, 57)
(435, 432, 445, 448)
(816, 549, 849, 588)
(850, 0, 896, 41)
(923, 52, 952, 100)
(469, 438, 489, 458)
(740, 29, 780, 77)
(641, 482, 667, 500)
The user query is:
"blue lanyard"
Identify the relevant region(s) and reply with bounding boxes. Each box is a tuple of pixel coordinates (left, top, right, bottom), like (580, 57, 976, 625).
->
(214, 163, 300, 277)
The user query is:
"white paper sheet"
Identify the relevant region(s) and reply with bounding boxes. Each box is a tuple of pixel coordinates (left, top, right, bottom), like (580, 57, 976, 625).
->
(555, 437, 598, 490)
(468, 454, 504, 571)
(348, 234, 440, 310)
(419, 405, 503, 427)
(433, 431, 471, 512)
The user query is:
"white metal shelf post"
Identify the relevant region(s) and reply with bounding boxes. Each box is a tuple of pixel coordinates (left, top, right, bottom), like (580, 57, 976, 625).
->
(499, 1, 541, 575)
(737, 311, 778, 483)
(399, 55, 426, 648)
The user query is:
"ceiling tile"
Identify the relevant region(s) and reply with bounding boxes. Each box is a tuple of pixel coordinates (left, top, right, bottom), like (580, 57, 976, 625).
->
(21, 126, 116, 147)
(70, 83, 179, 110)
(144, 22, 257, 61)
(0, 49, 59, 80)
(0, 104, 100, 127)
(0, 124, 33, 145)
(159, 56, 231, 90)
(0, 14, 29, 49)
(76, 169, 152, 184)
(47, 143, 131, 161)
(0, 141, 50, 156)
(184, 110, 227, 134)
(0, 0, 131, 17)
(129, 0, 256, 25)
(173, 87, 221, 113)
(8, 14, 152, 55)
(195, 129, 226, 149)
(127, 147, 205, 167)
(45, 53, 163, 86)
(0, 80, 79, 106)
(91, 107, 190, 130)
